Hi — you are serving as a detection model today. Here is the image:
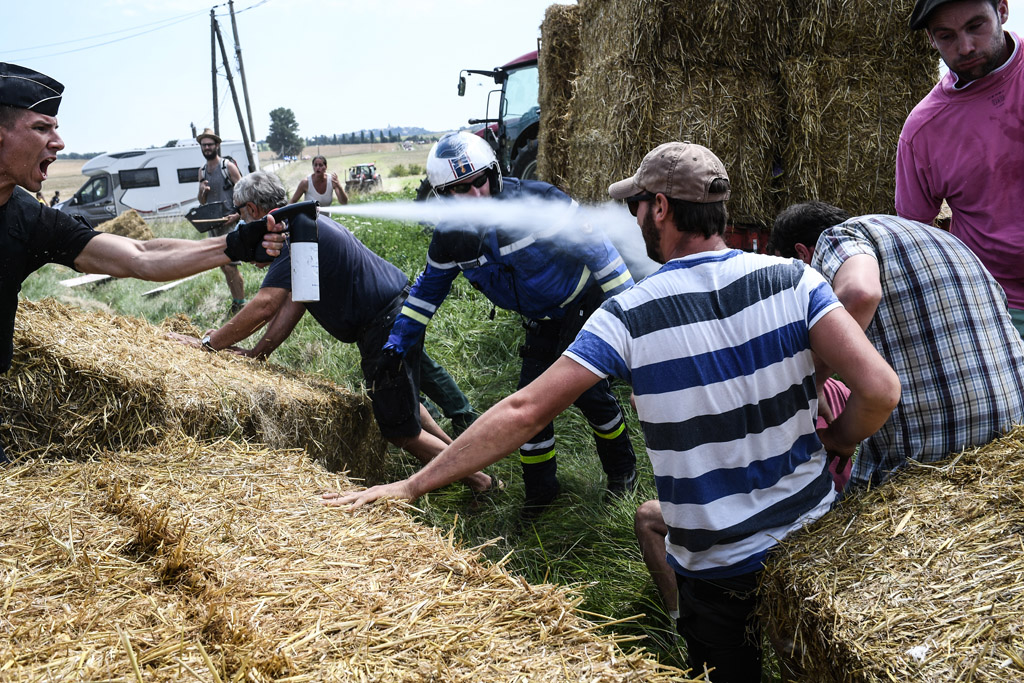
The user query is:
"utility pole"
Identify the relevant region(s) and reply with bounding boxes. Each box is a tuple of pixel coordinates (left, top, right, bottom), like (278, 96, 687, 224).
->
(213, 18, 256, 173)
(228, 0, 257, 147)
(210, 9, 219, 134)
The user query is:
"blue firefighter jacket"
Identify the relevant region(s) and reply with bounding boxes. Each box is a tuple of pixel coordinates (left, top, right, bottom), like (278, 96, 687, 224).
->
(386, 178, 634, 354)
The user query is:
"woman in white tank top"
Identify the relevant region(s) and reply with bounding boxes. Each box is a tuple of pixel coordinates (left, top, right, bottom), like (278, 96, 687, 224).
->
(291, 155, 348, 206)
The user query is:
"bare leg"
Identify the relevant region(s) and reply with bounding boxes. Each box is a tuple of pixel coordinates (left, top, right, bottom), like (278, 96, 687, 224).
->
(417, 403, 451, 444)
(634, 499, 677, 615)
(389, 407, 492, 493)
(221, 264, 245, 301)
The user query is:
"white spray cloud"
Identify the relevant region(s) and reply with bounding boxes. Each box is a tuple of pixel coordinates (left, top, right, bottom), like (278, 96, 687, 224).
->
(319, 197, 661, 281)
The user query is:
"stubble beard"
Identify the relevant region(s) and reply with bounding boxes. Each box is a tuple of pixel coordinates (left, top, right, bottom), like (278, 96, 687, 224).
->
(641, 210, 664, 263)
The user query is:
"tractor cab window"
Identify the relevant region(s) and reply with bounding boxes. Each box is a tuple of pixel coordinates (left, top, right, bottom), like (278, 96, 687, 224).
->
(77, 176, 110, 204)
(503, 65, 539, 120)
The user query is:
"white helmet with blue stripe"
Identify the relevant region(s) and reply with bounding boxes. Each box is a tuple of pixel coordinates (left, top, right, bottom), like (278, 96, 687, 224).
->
(426, 131, 503, 195)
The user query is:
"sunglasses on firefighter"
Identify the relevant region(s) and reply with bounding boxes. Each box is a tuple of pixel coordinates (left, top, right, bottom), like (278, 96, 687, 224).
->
(444, 173, 490, 195)
(625, 191, 656, 217)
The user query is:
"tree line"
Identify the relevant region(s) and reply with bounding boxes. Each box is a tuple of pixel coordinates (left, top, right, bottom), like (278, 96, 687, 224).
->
(266, 106, 441, 158)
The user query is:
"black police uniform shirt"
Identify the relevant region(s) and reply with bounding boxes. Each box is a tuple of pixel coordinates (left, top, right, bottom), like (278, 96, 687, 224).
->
(0, 186, 99, 372)
(259, 215, 408, 343)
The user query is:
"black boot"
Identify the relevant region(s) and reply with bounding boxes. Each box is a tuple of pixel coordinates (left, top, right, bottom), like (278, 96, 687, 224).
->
(606, 467, 638, 500)
(519, 479, 561, 524)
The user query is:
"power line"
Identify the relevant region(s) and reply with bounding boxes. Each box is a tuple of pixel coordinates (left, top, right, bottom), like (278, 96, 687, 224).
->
(0, 1, 271, 61)
(1, 9, 209, 55)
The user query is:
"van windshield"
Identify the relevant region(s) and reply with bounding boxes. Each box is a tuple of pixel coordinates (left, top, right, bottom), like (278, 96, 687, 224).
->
(78, 176, 110, 204)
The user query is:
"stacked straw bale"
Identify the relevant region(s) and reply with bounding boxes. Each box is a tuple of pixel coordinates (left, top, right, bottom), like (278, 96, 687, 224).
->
(538, 2, 580, 189)
(96, 209, 155, 240)
(545, 0, 794, 223)
(760, 427, 1024, 682)
(779, 0, 936, 215)
(0, 437, 694, 681)
(0, 299, 386, 480)
(541, 0, 935, 223)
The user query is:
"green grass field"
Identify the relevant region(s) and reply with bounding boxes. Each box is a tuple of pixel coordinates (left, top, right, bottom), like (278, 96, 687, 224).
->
(21, 187, 783, 679)
(271, 142, 433, 196)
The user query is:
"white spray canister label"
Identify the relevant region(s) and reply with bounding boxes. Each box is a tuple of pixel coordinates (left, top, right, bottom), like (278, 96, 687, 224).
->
(289, 211, 320, 302)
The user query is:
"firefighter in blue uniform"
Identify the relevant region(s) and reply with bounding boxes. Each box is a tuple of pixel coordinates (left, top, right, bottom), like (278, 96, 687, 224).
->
(384, 132, 638, 520)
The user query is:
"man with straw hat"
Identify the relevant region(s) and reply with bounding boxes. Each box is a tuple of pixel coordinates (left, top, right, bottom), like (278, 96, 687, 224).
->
(196, 126, 247, 314)
(896, 0, 1024, 338)
(328, 142, 901, 682)
(0, 62, 285, 463)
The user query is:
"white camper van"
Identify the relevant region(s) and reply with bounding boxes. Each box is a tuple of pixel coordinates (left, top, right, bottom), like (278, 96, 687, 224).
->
(57, 140, 257, 226)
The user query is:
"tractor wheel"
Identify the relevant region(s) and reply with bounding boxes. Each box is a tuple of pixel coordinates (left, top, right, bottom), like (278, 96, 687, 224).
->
(511, 139, 539, 180)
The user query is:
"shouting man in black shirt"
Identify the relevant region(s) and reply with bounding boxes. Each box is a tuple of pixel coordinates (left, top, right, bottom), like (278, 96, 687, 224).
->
(0, 62, 286, 463)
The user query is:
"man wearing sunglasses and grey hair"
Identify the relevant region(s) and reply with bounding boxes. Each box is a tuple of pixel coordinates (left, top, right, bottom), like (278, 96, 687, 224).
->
(381, 131, 639, 523)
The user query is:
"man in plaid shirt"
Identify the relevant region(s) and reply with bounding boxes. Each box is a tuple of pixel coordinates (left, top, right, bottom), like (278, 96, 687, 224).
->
(769, 201, 1024, 487)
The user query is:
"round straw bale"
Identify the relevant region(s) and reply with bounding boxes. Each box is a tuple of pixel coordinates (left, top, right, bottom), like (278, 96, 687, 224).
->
(95, 209, 155, 241)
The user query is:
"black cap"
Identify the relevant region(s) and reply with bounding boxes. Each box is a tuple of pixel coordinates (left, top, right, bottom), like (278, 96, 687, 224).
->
(0, 63, 64, 116)
(909, 0, 957, 30)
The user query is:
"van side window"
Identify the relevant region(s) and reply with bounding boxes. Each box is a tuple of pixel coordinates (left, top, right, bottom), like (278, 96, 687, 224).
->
(79, 176, 110, 204)
(119, 168, 160, 190)
(177, 168, 199, 184)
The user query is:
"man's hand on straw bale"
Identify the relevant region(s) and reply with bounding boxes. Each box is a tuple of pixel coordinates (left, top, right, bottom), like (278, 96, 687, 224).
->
(322, 481, 414, 510)
(165, 331, 203, 349)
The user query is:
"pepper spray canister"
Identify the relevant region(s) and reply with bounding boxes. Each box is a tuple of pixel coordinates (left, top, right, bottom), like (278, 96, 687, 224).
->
(269, 200, 321, 303)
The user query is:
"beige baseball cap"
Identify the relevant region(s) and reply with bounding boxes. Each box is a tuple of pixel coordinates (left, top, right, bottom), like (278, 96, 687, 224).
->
(608, 142, 730, 203)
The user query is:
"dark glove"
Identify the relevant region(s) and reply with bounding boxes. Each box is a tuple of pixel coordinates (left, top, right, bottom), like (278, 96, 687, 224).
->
(377, 347, 404, 383)
(224, 218, 273, 263)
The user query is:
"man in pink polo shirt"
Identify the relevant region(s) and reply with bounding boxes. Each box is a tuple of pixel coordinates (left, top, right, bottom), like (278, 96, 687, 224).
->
(895, 0, 1024, 337)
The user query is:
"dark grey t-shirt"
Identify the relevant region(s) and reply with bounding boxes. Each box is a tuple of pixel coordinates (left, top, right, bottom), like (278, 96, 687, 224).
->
(260, 216, 408, 342)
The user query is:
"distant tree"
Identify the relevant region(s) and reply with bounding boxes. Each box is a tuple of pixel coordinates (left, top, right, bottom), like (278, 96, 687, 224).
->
(57, 152, 102, 160)
(332, 134, 338, 145)
(359, 130, 366, 144)
(267, 107, 303, 158)
(369, 130, 376, 144)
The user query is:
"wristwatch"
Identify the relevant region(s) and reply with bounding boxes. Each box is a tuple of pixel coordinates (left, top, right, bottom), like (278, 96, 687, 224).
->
(201, 333, 216, 352)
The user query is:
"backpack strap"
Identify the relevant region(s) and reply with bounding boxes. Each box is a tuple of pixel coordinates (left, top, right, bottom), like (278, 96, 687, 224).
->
(220, 158, 235, 190)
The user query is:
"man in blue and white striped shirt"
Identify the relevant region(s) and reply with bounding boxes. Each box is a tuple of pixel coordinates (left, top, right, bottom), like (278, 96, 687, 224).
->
(330, 143, 900, 682)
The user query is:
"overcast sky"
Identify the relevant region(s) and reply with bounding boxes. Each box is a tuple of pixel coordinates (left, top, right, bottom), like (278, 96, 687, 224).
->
(2, 1, 1022, 155)
(0, 0, 569, 154)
